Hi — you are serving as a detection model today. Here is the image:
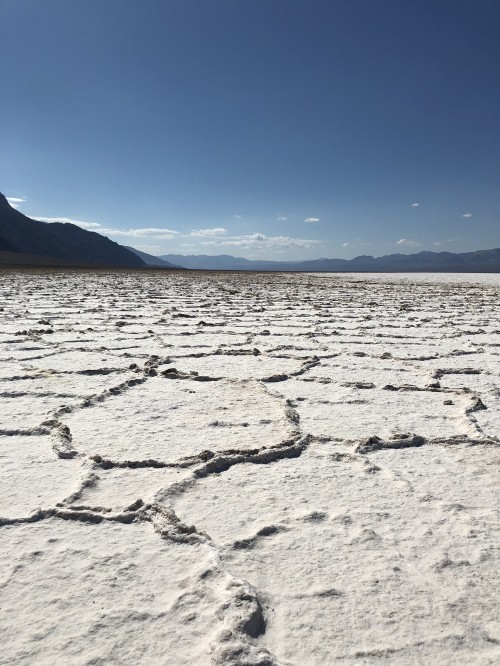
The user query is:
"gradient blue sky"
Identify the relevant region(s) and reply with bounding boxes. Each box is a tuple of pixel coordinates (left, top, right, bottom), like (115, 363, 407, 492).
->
(1, 0, 499, 259)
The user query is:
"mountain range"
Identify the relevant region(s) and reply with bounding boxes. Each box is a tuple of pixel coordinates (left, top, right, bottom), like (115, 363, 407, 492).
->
(1, 193, 499, 271)
(161, 249, 500, 272)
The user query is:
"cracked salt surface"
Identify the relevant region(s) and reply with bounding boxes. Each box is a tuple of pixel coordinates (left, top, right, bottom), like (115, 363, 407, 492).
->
(0, 269, 499, 665)
(0, 435, 82, 518)
(65, 377, 295, 463)
(173, 445, 499, 664)
(0, 520, 217, 666)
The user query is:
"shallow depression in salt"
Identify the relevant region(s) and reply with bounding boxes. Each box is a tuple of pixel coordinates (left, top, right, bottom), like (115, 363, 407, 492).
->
(0, 269, 499, 666)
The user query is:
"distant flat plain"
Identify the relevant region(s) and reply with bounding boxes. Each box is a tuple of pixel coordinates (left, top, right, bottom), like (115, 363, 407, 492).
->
(1, 269, 499, 665)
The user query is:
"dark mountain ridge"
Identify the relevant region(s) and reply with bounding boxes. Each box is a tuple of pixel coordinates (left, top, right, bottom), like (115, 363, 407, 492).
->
(124, 246, 182, 268)
(0, 194, 144, 267)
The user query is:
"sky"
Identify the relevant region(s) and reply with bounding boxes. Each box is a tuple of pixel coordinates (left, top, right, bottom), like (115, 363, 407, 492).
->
(1, 0, 499, 260)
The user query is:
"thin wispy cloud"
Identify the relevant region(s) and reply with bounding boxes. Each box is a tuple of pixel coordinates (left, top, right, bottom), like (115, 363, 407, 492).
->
(190, 227, 227, 237)
(102, 227, 179, 239)
(304, 217, 320, 223)
(32, 215, 179, 240)
(74, 221, 102, 230)
(232, 214, 242, 220)
(411, 203, 419, 207)
(342, 242, 353, 248)
(219, 232, 320, 250)
(462, 213, 472, 218)
(396, 238, 421, 247)
(6, 196, 26, 209)
(277, 214, 287, 221)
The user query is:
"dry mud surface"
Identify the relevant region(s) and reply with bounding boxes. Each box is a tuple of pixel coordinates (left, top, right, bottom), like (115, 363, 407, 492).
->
(0, 268, 499, 666)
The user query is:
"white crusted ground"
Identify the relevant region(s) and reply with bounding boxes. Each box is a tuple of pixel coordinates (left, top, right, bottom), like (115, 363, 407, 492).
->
(0, 269, 499, 666)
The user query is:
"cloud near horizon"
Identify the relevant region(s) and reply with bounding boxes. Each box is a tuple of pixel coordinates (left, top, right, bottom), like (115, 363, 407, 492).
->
(190, 227, 227, 237)
(103, 227, 179, 239)
(217, 232, 320, 250)
(36, 218, 179, 239)
(396, 238, 421, 247)
(28, 215, 317, 251)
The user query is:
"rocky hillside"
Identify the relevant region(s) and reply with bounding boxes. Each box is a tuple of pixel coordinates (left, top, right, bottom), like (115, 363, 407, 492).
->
(0, 194, 145, 267)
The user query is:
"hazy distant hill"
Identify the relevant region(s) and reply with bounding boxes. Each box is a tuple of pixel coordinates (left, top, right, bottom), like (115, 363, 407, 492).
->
(160, 254, 261, 270)
(162, 249, 500, 272)
(0, 194, 145, 267)
(125, 246, 183, 268)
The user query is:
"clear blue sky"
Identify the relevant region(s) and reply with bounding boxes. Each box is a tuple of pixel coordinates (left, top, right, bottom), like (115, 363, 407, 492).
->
(1, 0, 499, 259)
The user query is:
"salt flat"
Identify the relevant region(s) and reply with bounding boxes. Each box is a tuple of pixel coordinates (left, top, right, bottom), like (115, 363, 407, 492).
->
(0, 269, 499, 666)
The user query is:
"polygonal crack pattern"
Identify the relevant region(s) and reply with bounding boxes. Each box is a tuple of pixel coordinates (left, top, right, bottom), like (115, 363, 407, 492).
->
(0, 268, 499, 665)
